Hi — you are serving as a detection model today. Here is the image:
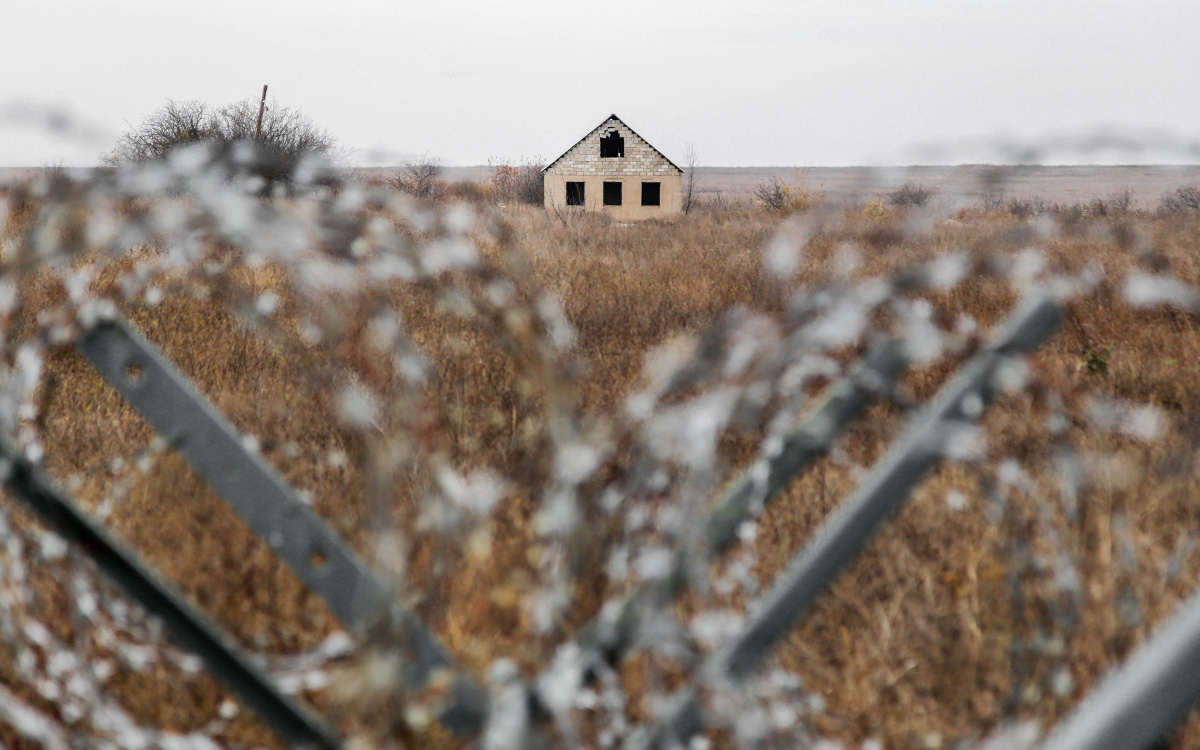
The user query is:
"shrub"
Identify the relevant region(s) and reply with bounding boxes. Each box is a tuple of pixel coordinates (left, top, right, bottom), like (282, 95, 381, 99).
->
(102, 98, 338, 189)
(885, 181, 937, 208)
(1160, 186, 1200, 214)
(391, 155, 447, 200)
(1078, 189, 1135, 217)
(754, 174, 822, 213)
(981, 192, 1049, 218)
(984, 190, 1136, 221)
(488, 158, 545, 205)
(1102, 188, 1134, 213)
(754, 176, 787, 211)
(102, 100, 216, 165)
(861, 198, 891, 219)
(1006, 197, 1055, 219)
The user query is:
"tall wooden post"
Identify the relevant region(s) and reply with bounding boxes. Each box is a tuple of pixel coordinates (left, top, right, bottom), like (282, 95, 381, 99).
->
(254, 85, 268, 140)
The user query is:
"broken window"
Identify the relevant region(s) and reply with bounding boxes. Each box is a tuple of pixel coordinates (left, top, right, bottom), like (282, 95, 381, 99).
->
(603, 182, 622, 206)
(600, 130, 624, 158)
(641, 182, 661, 206)
(566, 181, 585, 206)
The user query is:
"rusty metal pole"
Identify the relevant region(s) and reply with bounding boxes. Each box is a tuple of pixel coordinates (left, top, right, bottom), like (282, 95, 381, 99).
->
(254, 84, 268, 139)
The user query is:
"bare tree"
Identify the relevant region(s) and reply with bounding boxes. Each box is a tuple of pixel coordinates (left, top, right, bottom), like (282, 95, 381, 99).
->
(392, 154, 446, 199)
(682, 142, 699, 214)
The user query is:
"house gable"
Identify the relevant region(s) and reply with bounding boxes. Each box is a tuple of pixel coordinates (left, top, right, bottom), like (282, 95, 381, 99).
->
(543, 115, 683, 178)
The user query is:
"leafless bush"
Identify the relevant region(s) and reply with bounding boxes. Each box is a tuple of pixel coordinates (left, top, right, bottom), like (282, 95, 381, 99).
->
(984, 193, 1056, 218)
(1160, 186, 1200, 214)
(984, 190, 1137, 220)
(102, 99, 216, 164)
(1102, 187, 1134, 213)
(214, 98, 337, 160)
(1072, 189, 1136, 218)
(101, 97, 338, 189)
(885, 181, 937, 207)
(1010, 198, 1050, 218)
(488, 157, 544, 204)
(701, 192, 735, 212)
(392, 154, 446, 199)
(754, 176, 788, 211)
(754, 174, 821, 213)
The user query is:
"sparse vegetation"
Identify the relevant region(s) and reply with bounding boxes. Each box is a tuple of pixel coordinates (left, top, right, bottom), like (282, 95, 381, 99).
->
(102, 97, 338, 188)
(859, 196, 891, 219)
(753, 173, 822, 212)
(1096, 187, 1134, 214)
(682, 142, 699, 214)
(487, 157, 544, 204)
(391, 153, 446, 199)
(983, 189, 1138, 220)
(1160, 185, 1200, 214)
(885, 180, 937, 207)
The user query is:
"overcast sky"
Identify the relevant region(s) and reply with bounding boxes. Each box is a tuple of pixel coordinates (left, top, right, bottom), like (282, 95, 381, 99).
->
(3, 0, 1198, 167)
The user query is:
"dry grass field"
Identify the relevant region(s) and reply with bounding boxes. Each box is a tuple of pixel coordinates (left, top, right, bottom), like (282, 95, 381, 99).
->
(4, 177, 1200, 749)
(427, 164, 1200, 207)
(685, 165, 1200, 207)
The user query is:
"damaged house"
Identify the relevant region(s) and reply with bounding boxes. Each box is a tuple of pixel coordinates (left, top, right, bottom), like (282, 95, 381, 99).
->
(543, 114, 683, 221)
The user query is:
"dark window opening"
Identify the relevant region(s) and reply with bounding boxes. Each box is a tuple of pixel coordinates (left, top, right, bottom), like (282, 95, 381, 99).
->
(641, 182, 661, 206)
(603, 182, 622, 206)
(566, 181, 585, 206)
(600, 131, 624, 158)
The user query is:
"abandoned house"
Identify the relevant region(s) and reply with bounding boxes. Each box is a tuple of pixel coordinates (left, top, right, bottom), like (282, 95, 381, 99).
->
(543, 114, 684, 221)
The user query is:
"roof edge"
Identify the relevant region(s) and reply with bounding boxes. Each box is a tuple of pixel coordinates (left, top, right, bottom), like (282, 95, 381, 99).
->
(542, 114, 684, 175)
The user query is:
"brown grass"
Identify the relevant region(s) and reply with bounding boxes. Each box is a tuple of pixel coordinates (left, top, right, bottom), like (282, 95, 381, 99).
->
(4, 192, 1200, 749)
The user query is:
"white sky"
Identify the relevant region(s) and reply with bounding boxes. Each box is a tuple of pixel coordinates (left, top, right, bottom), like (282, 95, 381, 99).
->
(3, 0, 1198, 167)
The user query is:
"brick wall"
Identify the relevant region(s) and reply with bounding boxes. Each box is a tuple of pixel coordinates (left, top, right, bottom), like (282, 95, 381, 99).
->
(545, 118, 681, 178)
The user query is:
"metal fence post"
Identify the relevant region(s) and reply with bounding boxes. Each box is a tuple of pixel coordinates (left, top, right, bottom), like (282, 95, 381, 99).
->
(75, 316, 487, 737)
(627, 294, 1063, 750)
(0, 432, 342, 750)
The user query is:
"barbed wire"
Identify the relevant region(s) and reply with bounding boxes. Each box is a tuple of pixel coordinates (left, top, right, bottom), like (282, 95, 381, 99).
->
(0, 126, 1198, 750)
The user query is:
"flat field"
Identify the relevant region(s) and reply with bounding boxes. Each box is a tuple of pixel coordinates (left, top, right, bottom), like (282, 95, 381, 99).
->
(426, 163, 1200, 207)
